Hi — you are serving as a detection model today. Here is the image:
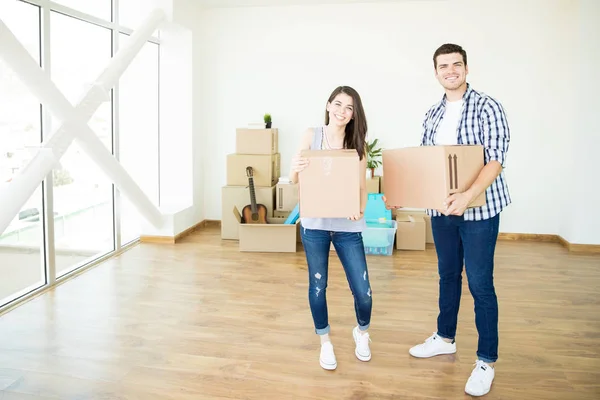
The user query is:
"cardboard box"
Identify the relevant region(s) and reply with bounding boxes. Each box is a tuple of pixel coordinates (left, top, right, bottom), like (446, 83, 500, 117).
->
(396, 213, 426, 250)
(424, 214, 433, 243)
(396, 209, 433, 244)
(221, 185, 275, 240)
(298, 149, 360, 218)
(366, 176, 380, 193)
(227, 153, 280, 187)
(233, 207, 298, 252)
(382, 145, 485, 210)
(276, 182, 298, 212)
(272, 210, 303, 243)
(236, 128, 278, 155)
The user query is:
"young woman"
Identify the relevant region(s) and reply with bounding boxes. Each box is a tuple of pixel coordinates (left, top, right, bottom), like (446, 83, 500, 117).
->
(289, 86, 372, 371)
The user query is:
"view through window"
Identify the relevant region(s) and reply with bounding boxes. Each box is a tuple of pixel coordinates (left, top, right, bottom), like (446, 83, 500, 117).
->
(0, 0, 161, 307)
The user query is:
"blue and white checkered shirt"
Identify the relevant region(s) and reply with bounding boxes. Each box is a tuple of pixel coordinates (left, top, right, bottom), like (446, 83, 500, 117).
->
(421, 84, 512, 221)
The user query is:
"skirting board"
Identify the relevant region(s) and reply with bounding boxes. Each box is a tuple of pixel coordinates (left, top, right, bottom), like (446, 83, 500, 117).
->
(498, 233, 600, 254)
(142, 219, 599, 254)
(139, 220, 209, 244)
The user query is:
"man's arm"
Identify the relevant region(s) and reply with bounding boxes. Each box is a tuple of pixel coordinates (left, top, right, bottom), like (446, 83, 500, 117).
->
(444, 98, 510, 215)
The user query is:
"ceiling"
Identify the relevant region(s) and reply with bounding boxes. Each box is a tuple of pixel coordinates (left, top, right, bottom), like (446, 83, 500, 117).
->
(194, 0, 437, 8)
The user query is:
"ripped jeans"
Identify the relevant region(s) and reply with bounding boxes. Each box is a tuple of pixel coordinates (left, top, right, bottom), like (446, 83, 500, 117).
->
(300, 226, 373, 335)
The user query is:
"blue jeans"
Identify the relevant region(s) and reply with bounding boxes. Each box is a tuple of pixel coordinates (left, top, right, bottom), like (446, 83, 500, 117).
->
(300, 225, 373, 335)
(431, 214, 500, 363)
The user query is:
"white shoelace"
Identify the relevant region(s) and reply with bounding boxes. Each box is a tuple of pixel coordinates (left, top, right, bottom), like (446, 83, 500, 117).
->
(471, 360, 492, 379)
(356, 331, 371, 350)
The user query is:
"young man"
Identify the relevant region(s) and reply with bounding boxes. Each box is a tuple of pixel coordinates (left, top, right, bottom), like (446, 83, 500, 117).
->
(408, 43, 511, 397)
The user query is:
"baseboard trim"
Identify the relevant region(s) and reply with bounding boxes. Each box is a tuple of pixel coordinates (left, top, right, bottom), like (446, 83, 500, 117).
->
(139, 220, 209, 244)
(141, 221, 599, 253)
(202, 219, 221, 228)
(498, 233, 559, 243)
(498, 233, 600, 254)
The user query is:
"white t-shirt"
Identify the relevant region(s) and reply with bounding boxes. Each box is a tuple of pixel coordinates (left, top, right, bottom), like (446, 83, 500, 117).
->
(434, 99, 463, 145)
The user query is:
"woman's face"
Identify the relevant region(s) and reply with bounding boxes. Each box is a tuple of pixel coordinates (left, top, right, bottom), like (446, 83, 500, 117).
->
(327, 93, 354, 127)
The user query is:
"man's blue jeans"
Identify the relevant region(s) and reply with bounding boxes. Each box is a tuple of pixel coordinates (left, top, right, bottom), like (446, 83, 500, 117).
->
(300, 226, 373, 335)
(431, 214, 500, 363)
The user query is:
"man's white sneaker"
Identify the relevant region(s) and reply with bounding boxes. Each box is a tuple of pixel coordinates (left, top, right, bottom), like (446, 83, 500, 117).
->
(465, 360, 495, 396)
(319, 341, 337, 370)
(409, 332, 457, 358)
(352, 326, 371, 361)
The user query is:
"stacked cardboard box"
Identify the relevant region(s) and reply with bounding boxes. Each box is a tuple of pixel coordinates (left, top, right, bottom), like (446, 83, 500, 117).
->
(274, 178, 299, 218)
(395, 210, 432, 251)
(366, 176, 381, 194)
(222, 128, 299, 252)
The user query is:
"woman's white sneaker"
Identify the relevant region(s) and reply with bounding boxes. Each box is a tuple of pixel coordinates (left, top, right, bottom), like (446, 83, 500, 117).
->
(409, 332, 457, 358)
(465, 360, 495, 396)
(319, 341, 337, 370)
(352, 326, 372, 361)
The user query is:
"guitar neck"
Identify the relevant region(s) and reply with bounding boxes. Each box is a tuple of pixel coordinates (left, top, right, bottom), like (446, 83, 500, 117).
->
(248, 177, 258, 213)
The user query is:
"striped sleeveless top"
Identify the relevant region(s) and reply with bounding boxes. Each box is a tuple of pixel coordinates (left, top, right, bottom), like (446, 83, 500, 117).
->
(299, 126, 366, 233)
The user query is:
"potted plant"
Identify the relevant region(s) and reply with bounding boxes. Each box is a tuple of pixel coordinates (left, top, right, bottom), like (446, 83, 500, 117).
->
(366, 138, 382, 178)
(264, 113, 272, 129)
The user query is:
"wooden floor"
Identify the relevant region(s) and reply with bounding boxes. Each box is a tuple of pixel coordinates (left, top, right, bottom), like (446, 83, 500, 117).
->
(0, 225, 599, 399)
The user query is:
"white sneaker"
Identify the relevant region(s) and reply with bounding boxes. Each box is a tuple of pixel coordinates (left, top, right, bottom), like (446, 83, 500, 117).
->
(409, 332, 457, 358)
(319, 341, 337, 370)
(352, 326, 371, 361)
(465, 360, 495, 396)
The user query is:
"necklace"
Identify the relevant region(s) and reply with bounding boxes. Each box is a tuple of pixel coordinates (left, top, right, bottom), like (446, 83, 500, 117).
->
(323, 126, 343, 150)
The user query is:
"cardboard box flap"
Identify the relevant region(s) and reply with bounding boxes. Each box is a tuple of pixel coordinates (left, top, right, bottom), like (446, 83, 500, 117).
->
(233, 206, 243, 223)
(396, 214, 424, 223)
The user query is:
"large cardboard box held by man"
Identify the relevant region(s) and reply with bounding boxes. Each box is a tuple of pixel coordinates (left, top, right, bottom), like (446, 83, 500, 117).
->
(298, 149, 360, 218)
(382, 145, 486, 210)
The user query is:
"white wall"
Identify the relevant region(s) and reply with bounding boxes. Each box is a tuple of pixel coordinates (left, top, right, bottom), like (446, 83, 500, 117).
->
(563, 0, 600, 245)
(192, 0, 598, 244)
(171, 0, 206, 227)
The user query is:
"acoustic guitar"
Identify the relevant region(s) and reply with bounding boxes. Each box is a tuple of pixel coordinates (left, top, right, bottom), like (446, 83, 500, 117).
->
(241, 166, 268, 224)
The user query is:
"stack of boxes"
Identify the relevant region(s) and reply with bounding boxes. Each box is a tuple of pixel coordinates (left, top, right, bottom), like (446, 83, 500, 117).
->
(222, 128, 300, 252)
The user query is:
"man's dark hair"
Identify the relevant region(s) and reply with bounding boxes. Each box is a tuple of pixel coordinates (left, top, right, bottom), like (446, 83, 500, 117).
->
(433, 43, 467, 69)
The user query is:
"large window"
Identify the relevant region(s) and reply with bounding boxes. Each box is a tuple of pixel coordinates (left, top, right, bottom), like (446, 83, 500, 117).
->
(0, 0, 161, 308)
(50, 11, 115, 276)
(0, 1, 45, 306)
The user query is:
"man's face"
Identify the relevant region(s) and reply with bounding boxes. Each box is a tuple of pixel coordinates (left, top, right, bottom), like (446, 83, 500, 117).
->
(434, 53, 468, 91)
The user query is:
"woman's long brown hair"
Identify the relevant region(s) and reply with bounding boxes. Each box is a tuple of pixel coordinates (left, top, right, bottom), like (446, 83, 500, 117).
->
(324, 86, 368, 160)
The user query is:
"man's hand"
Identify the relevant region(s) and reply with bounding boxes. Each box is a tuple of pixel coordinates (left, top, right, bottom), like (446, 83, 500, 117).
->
(443, 191, 473, 216)
(381, 195, 401, 210)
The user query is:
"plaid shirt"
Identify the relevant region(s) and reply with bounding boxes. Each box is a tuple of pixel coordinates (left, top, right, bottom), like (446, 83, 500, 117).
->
(421, 84, 512, 221)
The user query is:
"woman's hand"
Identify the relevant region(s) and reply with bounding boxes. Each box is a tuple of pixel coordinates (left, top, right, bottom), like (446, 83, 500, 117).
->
(291, 153, 309, 173)
(348, 211, 364, 221)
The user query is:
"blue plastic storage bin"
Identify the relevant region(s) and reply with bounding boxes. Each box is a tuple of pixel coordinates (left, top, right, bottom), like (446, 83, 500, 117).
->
(364, 193, 391, 222)
(362, 219, 397, 256)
